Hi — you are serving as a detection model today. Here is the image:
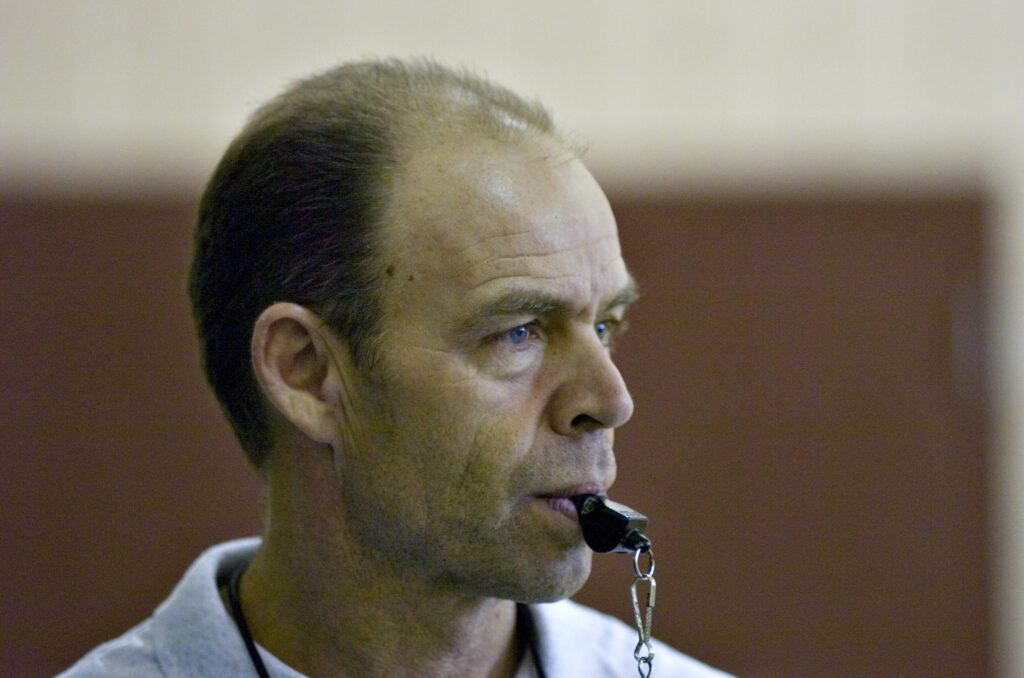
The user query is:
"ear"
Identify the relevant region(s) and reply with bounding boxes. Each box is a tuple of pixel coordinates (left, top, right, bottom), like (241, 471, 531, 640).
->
(250, 302, 344, 445)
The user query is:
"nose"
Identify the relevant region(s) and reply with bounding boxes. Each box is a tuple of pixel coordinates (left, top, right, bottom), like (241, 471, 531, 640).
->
(549, 330, 634, 436)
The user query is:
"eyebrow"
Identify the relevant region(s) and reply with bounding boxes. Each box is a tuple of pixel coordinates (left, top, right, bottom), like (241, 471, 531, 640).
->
(456, 276, 640, 340)
(606, 277, 641, 310)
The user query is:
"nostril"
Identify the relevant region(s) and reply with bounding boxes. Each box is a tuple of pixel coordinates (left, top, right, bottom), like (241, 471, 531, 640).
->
(571, 413, 601, 430)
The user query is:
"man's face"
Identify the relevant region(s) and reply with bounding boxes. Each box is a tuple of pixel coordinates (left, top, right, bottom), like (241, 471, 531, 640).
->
(337, 135, 635, 602)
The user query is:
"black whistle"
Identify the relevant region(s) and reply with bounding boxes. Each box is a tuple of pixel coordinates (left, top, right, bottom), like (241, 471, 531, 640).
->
(571, 494, 652, 554)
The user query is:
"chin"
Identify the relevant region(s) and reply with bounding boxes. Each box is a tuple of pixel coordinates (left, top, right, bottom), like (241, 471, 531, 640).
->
(442, 523, 595, 603)
(504, 543, 594, 604)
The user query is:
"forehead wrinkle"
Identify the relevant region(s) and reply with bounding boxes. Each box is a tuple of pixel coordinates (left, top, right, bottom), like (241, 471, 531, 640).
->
(455, 233, 623, 277)
(465, 270, 635, 311)
(597, 251, 628, 277)
(466, 272, 588, 292)
(445, 229, 537, 259)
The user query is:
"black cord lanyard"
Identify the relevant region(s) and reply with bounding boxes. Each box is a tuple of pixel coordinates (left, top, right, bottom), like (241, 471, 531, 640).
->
(516, 598, 549, 678)
(227, 560, 547, 678)
(228, 561, 271, 678)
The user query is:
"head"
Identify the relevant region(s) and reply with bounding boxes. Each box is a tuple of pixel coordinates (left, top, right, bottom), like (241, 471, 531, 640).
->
(190, 58, 636, 602)
(190, 58, 556, 466)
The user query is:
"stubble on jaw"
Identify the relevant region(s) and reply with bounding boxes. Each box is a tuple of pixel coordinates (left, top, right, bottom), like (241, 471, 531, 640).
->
(330, 363, 597, 604)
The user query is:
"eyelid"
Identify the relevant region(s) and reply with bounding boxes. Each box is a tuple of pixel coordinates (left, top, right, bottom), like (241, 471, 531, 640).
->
(596, 317, 629, 346)
(487, 319, 543, 344)
(602, 301, 630, 319)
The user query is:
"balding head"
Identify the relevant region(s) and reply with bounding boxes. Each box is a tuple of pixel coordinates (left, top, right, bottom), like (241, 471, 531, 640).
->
(189, 59, 574, 467)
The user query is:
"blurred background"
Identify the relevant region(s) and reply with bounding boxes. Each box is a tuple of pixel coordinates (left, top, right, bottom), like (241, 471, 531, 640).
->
(2, 2, 1022, 676)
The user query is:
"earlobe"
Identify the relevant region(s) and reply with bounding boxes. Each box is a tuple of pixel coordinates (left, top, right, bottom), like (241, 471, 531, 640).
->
(251, 303, 340, 445)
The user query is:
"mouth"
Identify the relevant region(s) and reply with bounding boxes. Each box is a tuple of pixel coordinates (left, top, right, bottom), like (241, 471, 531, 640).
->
(533, 484, 606, 522)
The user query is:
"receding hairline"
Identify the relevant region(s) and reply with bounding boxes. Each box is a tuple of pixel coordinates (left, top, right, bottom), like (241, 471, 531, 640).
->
(366, 97, 587, 316)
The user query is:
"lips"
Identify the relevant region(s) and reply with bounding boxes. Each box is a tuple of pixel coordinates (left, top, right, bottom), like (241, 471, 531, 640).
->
(535, 483, 605, 500)
(534, 483, 606, 520)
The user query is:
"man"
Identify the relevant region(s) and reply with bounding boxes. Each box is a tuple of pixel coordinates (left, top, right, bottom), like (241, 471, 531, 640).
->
(62, 59, 727, 677)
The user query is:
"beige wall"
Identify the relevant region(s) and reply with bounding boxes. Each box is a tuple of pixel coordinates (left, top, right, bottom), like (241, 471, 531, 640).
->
(1, 0, 1015, 193)
(3, 2, 1022, 674)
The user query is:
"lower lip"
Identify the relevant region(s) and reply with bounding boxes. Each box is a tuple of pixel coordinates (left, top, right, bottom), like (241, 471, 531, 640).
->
(536, 496, 579, 521)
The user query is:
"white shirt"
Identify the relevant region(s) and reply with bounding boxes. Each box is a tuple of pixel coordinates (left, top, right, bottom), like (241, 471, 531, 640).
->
(60, 538, 731, 677)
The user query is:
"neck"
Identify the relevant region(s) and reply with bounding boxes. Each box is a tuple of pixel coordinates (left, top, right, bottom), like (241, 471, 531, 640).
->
(235, 451, 524, 678)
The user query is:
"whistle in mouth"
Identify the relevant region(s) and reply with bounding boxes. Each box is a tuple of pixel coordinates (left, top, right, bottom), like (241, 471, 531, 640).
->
(571, 494, 652, 554)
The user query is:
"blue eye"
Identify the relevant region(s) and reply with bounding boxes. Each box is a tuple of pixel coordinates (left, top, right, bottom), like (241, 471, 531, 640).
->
(505, 324, 531, 345)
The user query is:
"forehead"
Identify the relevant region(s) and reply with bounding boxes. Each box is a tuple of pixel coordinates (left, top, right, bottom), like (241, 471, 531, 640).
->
(380, 136, 626, 303)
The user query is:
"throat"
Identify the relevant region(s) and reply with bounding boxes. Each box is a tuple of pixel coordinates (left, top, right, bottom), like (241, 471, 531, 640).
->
(221, 550, 531, 678)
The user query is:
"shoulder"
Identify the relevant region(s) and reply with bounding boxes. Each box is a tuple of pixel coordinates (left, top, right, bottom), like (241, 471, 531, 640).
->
(530, 599, 733, 677)
(58, 538, 263, 678)
(57, 620, 163, 677)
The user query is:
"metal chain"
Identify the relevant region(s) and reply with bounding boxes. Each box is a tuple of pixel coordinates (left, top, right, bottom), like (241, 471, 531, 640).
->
(630, 547, 657, 678)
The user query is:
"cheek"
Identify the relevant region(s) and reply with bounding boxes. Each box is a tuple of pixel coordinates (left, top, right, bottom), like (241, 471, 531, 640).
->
(397, 353, 547, 446)
(426, 415, 537, 524)
(376, 347, 551, 499)
(434, 414, 527, 483)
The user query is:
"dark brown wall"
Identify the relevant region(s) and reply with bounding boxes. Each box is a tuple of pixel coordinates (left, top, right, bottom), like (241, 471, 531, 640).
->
(575, 195, 991, 677)
(0, 192, 990, 677)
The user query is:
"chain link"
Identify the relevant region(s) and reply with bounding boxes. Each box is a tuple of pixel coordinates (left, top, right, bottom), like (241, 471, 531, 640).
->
(630, 547, 656, 677)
